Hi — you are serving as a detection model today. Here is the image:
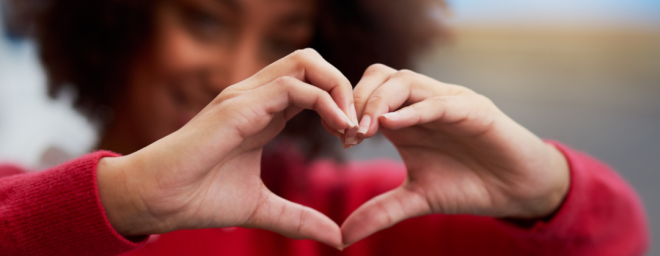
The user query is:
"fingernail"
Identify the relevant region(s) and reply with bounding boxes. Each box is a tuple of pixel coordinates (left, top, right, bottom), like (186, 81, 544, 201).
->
(343, 117, 359, 148)
(357, 115, 371, 135)
(336, 108, 356, 128)
(381, 112, 398, 119)
(345, 136, 359, 145)
(344, 128, 358, 147)
(345, 115, 356, 128)
(349, 103, 358, 124)
(336, 129, 345, 135)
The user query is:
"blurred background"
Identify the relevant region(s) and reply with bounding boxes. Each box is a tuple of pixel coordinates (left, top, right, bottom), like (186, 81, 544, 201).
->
(1, 0, 659, 254)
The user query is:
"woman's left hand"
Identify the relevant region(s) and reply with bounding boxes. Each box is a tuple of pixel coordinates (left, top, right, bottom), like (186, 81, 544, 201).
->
(340, 64, 570, 247)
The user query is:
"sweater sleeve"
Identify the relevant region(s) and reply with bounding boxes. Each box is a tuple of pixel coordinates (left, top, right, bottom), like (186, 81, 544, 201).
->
(496, 142, 650, 255)
(331, 142, 649, 256)
(0, 151, 147, 256)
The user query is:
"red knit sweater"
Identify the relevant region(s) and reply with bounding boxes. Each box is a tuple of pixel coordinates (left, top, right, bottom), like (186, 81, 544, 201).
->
(0, 143, 649, 255)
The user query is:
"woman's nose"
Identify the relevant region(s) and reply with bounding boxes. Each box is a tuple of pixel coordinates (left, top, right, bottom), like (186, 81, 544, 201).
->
(226, 34, 265, 86)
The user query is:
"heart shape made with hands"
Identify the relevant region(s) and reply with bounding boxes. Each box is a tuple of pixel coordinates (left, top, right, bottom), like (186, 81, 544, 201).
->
(128, 50, 567, 252)
(261, 126, 390, 250)
(257, 113, 408, 250)
(253, 71, 567, 250)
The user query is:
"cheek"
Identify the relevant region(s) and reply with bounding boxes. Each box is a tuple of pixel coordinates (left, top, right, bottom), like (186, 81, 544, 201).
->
(145, 30, 219, 116)
(125, 65, 187, 143)
(154, 30, 217, 75)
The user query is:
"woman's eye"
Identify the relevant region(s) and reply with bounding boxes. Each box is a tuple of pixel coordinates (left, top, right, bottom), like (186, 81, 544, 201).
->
(194, 12, 218, 28)
(183, 9, 225, 40)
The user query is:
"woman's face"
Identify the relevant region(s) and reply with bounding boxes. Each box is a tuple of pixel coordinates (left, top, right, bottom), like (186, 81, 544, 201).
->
(120, 0, 316, 146)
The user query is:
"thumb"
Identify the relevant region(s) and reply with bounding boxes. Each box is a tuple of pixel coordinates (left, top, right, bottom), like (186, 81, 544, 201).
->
(244, 188, 343, 249)
(340, 186, 431, 247)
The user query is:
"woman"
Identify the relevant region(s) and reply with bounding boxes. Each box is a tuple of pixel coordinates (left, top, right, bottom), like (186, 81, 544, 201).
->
(0, 0, 649, 255)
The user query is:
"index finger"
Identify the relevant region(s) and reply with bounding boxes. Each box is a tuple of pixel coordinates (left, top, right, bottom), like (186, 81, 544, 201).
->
(239, 48, 358, 127)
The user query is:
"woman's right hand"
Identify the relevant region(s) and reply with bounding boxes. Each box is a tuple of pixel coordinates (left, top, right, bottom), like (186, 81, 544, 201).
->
(96, 49, 357, 248)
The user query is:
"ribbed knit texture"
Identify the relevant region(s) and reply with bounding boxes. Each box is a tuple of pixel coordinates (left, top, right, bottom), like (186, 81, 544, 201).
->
(496, 142, 650, 256)
(118, 142, 649, 256)
(0, 143, 649, 256)
(0, 151, 146, 255)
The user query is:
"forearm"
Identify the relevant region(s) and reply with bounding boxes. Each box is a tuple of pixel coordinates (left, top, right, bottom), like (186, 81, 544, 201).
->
(499, 142, 649, 255)
(0, 152, 146, 255)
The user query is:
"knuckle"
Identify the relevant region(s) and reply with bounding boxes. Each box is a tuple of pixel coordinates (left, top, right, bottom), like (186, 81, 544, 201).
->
(267, 77, 297, 97)
(272, 76, 296, 89)
(409, 103, 426, 123)
(287, 49, 321, 77)
(274, 75, 296, 83)
(289, 48, 318, 62)
(302, 48, 320, 57)
(428, 96, 448, 108)
(216, 89, 241, 102)
(411, 102, 425, 112)
(352, 93, 369, 105)
(368, 93, 386, 104)
(287, 49, 308, 63)
(393, 69, 416, 80)
(296, 207, 308, 235)
(363, 93, 386, 113)
(364, 63, 394, 76)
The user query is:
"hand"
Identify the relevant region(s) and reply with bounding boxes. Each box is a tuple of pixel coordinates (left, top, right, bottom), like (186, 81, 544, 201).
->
(341, 64, 570, 246)
(96, 49, 358, 248)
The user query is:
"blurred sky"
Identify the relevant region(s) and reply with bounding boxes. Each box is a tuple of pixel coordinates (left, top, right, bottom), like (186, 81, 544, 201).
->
(448, 0, 660, 28)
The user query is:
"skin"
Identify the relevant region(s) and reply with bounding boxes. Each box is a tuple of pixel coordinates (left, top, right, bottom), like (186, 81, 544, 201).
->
(95, 0, 570, 250)
(99, 0, 318, 154)
(342, 65, 569, 246)
(99, 49, 356, 248)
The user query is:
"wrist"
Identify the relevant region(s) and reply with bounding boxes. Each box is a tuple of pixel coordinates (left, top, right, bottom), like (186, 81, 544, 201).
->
(520, 143, 571, 219)
(542, 143, 570, 215)
(97, 155, 158, 237)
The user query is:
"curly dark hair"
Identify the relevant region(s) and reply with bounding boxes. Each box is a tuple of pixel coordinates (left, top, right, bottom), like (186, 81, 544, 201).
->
(4, 0, 450, 158)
